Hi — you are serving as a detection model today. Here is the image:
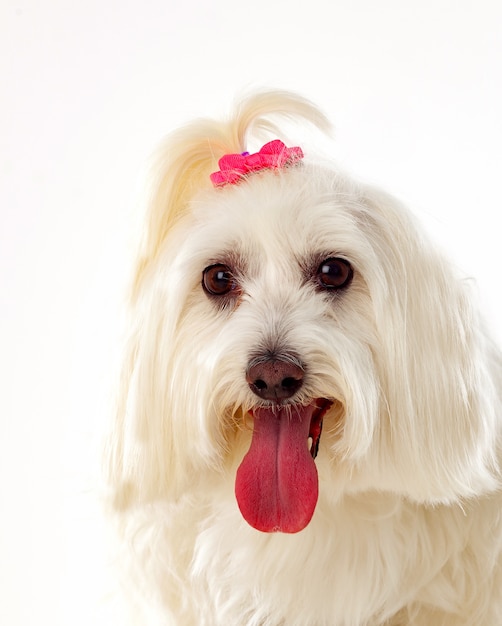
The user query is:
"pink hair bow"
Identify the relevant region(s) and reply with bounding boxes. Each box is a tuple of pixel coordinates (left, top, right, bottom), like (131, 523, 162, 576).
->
(210, 139, 304, 187)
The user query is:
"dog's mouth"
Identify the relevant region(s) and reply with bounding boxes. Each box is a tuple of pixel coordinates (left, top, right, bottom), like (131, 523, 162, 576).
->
(235, 398, 332, 534)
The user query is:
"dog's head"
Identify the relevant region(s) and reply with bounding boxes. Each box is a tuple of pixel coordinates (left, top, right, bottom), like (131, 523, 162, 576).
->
(108, 92, 499, 533)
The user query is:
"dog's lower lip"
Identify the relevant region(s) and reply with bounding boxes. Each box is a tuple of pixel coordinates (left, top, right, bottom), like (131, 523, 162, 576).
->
(309, 398, 333, 458)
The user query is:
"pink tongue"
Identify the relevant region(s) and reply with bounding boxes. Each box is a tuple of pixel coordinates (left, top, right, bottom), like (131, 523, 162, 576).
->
(235, 404, 318, 533)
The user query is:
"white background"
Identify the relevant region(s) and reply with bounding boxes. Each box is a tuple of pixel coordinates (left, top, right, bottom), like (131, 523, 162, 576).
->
(1, 1, 501, 624)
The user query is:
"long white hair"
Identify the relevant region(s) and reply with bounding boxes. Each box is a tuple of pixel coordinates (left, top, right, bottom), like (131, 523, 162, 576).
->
(107, 91, 499, 513)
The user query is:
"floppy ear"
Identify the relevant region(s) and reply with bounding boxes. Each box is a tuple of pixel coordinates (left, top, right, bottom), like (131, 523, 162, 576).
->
(360, 186, 499, 503)
(106, 91, 331, 510)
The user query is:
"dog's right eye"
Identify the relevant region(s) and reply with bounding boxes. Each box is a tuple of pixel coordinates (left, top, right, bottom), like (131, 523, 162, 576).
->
(316, 257, 353, 291)
(202, 264, 238, 296)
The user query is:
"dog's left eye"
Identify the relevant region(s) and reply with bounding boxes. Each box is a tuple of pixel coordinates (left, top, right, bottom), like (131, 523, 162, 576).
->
(316, 257, 353, 290)
(202, 264, 238, 296)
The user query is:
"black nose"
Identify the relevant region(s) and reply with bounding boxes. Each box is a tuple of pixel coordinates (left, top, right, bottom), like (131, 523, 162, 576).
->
(246, 355, 304, 401)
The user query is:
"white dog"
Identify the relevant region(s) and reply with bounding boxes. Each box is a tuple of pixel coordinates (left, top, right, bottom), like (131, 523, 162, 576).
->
(106, 91, 502, 625)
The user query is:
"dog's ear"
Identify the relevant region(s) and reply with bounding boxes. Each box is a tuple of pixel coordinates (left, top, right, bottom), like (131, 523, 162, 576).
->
(360, 187, 500, 503)
(107, 91, 331, 510)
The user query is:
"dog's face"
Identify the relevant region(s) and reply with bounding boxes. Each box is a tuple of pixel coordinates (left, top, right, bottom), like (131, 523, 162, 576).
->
(110, 95, 498, 536)
(114, 161, 497, 536)
(168, 167, 380, 532)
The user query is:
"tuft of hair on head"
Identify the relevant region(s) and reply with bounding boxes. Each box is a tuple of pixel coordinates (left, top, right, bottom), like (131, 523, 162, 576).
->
(131, 90, 332, 298)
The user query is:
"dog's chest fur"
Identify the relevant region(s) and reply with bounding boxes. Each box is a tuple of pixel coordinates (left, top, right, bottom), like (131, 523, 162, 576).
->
(128, 454, 500, 626)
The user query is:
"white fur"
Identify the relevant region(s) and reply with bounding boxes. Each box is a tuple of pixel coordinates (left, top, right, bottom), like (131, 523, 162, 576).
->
(106, 91, 502, 625)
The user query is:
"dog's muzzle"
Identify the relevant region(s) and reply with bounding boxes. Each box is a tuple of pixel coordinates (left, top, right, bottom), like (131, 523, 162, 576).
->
(236, 353, 332, 534)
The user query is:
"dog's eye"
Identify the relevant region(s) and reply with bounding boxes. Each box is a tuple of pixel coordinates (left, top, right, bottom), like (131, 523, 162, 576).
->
(202, 264, 238, 296)
(316, 257, 353, 290)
